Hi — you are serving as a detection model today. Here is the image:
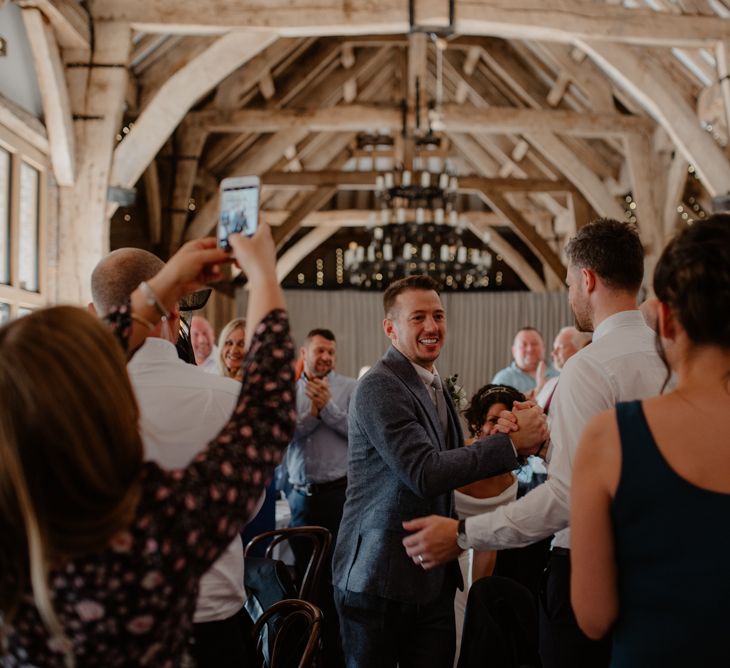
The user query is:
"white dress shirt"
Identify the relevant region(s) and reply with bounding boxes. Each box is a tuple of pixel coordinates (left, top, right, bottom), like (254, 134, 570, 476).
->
(197, 344, 220, 374)
(465, 310, 667, 551)
(128, 337, 248, 623)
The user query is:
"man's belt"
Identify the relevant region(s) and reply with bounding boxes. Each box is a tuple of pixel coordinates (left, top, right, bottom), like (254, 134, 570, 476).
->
(551, 546, 571, 557)
(293, 476, 347, 497)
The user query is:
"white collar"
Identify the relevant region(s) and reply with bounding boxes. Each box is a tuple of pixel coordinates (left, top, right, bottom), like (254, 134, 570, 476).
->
(592, 309, 646, 343)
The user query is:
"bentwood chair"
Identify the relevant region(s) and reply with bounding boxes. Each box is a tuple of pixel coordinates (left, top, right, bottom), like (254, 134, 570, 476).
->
(252, 598, 322, 668)
(244, 526, 332, 602)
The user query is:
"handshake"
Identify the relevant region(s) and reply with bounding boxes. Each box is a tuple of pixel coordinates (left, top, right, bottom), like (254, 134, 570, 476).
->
(485, 400, 549, 459)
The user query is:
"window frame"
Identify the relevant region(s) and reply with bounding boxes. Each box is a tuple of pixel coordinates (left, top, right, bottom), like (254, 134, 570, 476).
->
(0, 123, 48, 319)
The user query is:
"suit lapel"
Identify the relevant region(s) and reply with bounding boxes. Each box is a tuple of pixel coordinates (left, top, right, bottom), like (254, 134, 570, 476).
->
(382, 347, 446, 450)
(442, 386, 464, 450)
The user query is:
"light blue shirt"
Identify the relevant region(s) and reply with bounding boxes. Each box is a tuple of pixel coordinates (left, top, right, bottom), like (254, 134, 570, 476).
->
(492, 361, 559, 395)
(286, 371, 357, 485)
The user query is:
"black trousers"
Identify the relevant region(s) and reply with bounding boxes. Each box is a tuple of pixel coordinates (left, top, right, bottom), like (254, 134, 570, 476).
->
(288, 482, 347, 667)
(539, 550, 611, 668)
(334, 584, 456, 668)
(190, 605, 256, 668)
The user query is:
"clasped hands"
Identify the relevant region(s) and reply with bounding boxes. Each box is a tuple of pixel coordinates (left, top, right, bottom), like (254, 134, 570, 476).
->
(402, 401, 548, 570)
(306, 377, 331, 416)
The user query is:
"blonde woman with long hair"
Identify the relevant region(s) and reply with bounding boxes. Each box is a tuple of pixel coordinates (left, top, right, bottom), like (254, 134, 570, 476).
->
(0, 227, 295, 667)
(218, 317, 246, 380)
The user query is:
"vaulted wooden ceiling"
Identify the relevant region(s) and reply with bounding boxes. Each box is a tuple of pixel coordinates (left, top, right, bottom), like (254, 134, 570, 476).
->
(14, 0, 730, 297)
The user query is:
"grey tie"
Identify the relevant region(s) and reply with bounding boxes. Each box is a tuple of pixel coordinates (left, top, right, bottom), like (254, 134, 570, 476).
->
(431, 375, 448, 435)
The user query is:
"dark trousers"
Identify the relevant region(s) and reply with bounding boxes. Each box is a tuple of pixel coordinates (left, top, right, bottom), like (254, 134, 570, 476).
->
(287, 482, 347, 667)
(334, 584, 456, 668)
(190, 605, 256, 668)
(539, 550, 611, 668)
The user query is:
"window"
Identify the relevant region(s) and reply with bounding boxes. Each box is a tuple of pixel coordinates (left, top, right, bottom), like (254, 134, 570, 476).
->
(18, 161, 39, 292)
(0, 124, 47, 320)
(0, 147, 9, 285)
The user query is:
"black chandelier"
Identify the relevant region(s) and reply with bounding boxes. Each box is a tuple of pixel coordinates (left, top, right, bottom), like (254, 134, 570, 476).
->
(343, 215, 493, 291)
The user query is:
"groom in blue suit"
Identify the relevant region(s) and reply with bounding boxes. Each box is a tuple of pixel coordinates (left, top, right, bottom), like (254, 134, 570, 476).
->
(332, 275, 547, 667)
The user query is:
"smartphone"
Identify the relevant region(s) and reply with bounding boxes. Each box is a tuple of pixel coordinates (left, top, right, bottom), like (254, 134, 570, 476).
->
(218, 176, 260, 251)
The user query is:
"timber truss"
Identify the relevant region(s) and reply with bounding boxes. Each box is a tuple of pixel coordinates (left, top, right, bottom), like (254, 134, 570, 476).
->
(10, 0, 730, 297)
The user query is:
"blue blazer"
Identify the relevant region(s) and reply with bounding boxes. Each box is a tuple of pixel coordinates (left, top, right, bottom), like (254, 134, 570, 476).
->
(332, 345, 519, 605)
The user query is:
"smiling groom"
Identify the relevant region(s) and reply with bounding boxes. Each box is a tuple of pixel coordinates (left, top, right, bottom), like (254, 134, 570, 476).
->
(331, 275, 547, 667)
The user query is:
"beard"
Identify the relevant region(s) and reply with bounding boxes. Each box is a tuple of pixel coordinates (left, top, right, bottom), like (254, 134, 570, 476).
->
(571, 301, 594, 333)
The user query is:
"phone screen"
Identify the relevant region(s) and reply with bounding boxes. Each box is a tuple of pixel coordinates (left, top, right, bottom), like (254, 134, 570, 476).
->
(218, 182, 259, 250)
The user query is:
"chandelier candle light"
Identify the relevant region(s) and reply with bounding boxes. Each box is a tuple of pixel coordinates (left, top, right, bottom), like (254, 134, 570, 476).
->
(343, 163, 492, 290)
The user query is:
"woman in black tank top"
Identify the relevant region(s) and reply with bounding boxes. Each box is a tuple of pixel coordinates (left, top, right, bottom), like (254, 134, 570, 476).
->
(569, 215, 730, 668)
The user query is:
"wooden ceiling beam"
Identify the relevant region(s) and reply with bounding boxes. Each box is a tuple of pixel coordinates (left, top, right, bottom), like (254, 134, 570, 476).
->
(190, 104, 651, 136)
(90, 0, 729, 47)
(259, 170, 575, 192)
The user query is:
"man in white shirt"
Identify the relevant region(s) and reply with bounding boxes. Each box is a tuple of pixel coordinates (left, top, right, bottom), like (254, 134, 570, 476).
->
(403, 219, 667, 668)
(90, 248, 255, 667)
(191, 315, 220, 374)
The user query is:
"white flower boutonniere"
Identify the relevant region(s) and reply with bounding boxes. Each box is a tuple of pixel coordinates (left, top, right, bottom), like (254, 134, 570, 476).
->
(444, 374, 467, 411)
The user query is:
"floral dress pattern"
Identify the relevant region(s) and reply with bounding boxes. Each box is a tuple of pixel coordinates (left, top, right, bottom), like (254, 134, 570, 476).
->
(2, 308, 296, 667)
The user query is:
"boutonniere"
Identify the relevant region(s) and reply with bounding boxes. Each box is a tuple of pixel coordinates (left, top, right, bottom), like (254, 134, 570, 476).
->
(444, 374, 467, 410)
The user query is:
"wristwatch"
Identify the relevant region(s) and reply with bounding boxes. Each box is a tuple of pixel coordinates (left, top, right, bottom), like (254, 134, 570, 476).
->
(456, 518, 469, 550)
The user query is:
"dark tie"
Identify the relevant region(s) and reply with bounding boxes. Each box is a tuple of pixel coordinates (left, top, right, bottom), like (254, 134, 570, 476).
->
(431, 376, 448, 435)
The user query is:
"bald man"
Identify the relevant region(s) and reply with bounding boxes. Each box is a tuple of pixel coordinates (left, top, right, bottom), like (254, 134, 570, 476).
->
(191, 315, 220, 374)
(536, 327, 592, 410)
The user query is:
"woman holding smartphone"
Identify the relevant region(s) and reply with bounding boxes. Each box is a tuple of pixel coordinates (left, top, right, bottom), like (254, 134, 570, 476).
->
(0, 226, 295, 667)
(570, 215, 730, 667)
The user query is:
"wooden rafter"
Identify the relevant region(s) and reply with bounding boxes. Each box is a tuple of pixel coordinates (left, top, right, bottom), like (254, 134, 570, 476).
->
(21, 7, 76, 185)
(475, 188, 566, 284)
(579, 40, 730, 196)
(109, 31, 278, 201)
(16, 0, 90, 49)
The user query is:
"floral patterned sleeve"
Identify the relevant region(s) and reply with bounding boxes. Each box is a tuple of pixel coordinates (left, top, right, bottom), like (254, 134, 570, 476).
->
(132, 309, 296, 577)
(104, 302, 134, 353)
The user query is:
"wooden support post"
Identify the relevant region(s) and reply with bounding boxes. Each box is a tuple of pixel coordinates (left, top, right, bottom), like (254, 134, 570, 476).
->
(167, 126, 207, 255)
(624, 132, 663, 253)
(569, 191, 595, 231)
(143, 161, 162, 247)
(56, 21, 131, 304)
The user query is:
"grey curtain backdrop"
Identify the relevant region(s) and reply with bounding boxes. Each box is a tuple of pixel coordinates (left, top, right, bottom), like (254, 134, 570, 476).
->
(237, 289, 574, 399)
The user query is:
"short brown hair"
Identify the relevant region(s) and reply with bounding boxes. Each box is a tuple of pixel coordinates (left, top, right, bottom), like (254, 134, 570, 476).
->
(564, 218, 644, 292)
(383, 275, 441, 317)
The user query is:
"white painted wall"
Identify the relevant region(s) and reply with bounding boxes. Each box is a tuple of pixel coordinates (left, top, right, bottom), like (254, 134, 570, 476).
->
(0, 2, 43, 117)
